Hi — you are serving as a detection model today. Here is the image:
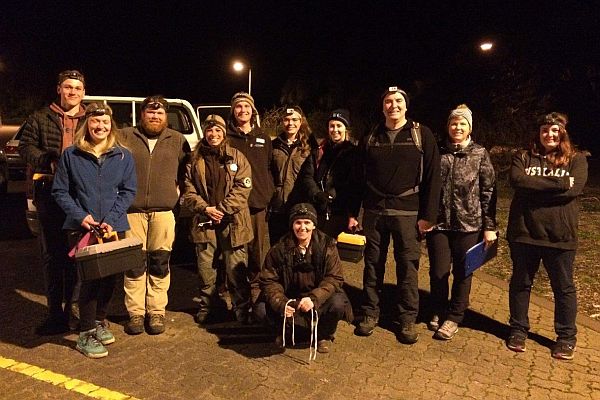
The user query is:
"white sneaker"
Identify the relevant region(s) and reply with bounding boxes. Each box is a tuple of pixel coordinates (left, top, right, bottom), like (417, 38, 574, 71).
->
(434, 320, 458, 340)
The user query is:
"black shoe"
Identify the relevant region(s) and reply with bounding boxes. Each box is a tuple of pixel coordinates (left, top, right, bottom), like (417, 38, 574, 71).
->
(147, 314, 166, 335)
(317, 339, 332, 354)
(194, 310, 209, 325)
(125, 315, 145, 335)
(506, 334, 527, 352)
(397, 322, 419, 344)
(35, 315, 69, 335)
(551, 342, 576, 360)
(355, 315, 378, 337)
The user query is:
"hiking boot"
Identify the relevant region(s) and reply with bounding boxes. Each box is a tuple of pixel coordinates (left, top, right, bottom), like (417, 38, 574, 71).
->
(76, 329, 108, 359)
(317, 339, 332, 354)
(434, 320, 458, 340)
(428, 315, 440, 331)
(95, 320, 115, 345)
(125, 315, 145, 335)
(506, 334, 527, 352)
(397, 322, 419, 344)
(35, 315, 68, 336)
(194, 310, 209, 325)
(551, 342, 576, 360)
(355, 315, 378, 337)
(147, 314, 166, 335)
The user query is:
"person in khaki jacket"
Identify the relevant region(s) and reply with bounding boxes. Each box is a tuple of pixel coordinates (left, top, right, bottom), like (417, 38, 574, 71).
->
(182, 115, 253, 324)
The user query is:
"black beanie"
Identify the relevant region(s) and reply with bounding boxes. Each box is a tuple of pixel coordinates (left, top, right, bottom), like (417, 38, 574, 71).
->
(328, 109, 351, 128)
(289, 203, 318, 227)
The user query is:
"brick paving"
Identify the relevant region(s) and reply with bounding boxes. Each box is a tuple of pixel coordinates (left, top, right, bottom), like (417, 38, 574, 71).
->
(1, 237, 599, 399)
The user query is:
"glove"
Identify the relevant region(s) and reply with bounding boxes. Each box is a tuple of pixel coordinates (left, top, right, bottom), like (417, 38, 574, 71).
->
(313, 191, 331, 207)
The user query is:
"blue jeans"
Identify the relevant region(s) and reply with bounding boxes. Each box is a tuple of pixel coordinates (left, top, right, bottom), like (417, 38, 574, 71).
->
(508, 242, 577, 344)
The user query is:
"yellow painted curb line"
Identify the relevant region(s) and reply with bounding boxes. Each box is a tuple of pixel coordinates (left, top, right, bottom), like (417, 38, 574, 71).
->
(0, 355, 139, 400)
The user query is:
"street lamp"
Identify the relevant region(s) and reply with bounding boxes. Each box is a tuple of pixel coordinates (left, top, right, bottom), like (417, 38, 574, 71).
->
(479, 41, 494, 52)
(232, 61, 252, 95)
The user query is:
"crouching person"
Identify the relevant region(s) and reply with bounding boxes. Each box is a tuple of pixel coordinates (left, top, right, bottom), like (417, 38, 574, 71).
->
(256, 203, 353, 354)
(182, 115, 253, 324)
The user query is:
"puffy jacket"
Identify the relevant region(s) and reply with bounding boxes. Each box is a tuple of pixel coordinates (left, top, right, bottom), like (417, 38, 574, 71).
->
(227, 122, 274, 210)
(507, 151, 588, 250)
(259, 229, 351, 321)
(121, 126, 190, 212)
(270, 132, 309, 213)
(181, 142, 253, 247)
(18, 105, 86, 173)
(52, 146, 137, 232)
(434, 140, 497, 232)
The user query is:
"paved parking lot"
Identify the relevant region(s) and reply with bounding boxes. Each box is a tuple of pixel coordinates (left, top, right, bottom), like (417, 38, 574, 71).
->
(0, 193, 599, 399)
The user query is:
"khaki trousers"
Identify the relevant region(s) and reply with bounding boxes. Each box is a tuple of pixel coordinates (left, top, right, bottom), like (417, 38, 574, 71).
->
(125, 211, 175, 316)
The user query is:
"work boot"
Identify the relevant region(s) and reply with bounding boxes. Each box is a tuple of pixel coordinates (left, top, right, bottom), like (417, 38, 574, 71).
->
(397, 322, 419, 344)
(125, 315, 145, 335)
(147, 313, 166, 335)
(354, 315, 378, 337)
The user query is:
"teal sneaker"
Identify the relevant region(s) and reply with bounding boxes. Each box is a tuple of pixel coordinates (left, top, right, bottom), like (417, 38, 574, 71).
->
(95, 320, 115, 345)
(76, 329, 108, 358)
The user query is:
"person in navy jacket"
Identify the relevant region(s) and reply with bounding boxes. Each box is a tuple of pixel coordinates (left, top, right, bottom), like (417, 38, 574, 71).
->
(53, 102, 136, 358)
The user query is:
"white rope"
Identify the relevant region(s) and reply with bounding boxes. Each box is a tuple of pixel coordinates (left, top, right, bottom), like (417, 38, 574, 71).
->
(282, 299, 296, 347)
(309, 309, 319, 361)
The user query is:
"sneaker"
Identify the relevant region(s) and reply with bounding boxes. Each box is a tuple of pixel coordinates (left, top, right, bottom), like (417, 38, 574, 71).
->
(76, 329, 108, 359)
(95, 320, 115, 345)
(355, 315, 378, 337)
(35, 315, 69, 336)
(428, 315, 440, 331)
(125, 315, 145, 335)
(506, 334, 527, 352)
(317, 339, 332, 354)
(147, 314, 166, 335)
(434, 320, 458, 340)
(397, 322, 419, 344)
(551, 342, 576, 360)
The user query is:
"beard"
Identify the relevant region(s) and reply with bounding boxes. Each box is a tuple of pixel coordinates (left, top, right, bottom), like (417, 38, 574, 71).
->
(141, 118, 168, 137)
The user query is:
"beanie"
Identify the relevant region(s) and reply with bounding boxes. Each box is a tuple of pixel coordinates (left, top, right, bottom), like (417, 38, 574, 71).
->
(289, 203, 318, 227)
(381, 86, 409, 108)
(328, 109, 351, 128)
(203, 114, 227, 132)
(447, 104, 473, 130)
(230, 92, 258, 117)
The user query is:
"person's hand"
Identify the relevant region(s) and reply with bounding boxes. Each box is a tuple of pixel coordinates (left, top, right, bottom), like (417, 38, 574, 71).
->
(483, 230, 497, 250)
(205, 206, 224, 223)
(284, 304, 296, 318)
(313, 191, 331, 207)
(347, 217, 359, 233)
(417, 219, 434, 235)
(81, 214, 97, 231)
(297, 297, 314, 312)
(99, 222, 114, 233)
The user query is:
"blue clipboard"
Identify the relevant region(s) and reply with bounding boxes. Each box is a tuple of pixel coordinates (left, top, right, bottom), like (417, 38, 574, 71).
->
(465, 239, 498, 276)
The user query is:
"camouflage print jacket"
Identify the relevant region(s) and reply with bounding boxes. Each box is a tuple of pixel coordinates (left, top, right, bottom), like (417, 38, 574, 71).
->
(434, 139, 497, 232)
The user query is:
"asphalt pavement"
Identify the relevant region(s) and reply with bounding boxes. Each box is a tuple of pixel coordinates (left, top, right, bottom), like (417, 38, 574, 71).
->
(0, 191, 599, 399)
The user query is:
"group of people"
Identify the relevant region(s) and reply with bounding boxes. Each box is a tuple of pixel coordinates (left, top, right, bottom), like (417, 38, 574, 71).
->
(19, 70, 587, 361)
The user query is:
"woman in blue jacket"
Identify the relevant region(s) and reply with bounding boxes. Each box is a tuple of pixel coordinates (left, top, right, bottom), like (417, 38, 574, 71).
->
(53, 103, 136, 358)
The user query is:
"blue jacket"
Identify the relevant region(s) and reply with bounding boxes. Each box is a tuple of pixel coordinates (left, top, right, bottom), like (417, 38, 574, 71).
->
(52, 145, 137, 232)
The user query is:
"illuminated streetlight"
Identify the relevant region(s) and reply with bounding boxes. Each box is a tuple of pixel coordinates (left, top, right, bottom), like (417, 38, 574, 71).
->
(480, 42, 493, 52)
(232, 61, 252, 95)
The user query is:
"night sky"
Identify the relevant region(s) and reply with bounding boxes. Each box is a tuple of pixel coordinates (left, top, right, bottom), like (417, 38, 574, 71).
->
(1, 0, 599, 151)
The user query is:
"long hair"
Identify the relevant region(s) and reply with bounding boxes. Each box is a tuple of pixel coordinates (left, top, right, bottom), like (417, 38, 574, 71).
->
(74, 102, 124, 155)
(281, 105, 312, 157)
(530, 112, 576, 167)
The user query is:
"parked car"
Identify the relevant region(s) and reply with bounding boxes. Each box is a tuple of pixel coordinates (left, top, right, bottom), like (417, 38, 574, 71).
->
(3, 125, 27, 180)
(0, 150, 7, 194)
